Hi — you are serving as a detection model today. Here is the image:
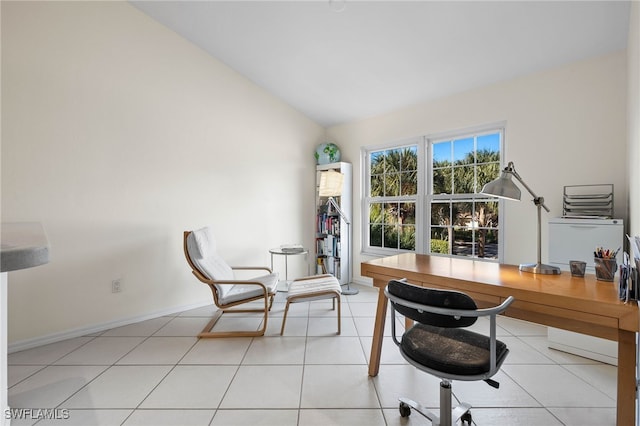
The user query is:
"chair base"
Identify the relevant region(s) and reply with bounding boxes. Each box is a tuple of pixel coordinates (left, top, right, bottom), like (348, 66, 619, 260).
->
(398, 380, 472, 426)
(198, 295, 275, 338)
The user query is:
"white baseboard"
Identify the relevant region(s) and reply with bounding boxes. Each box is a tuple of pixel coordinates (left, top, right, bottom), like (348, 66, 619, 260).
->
(8, 300, 212, 354)
(547, 327, 618, 366)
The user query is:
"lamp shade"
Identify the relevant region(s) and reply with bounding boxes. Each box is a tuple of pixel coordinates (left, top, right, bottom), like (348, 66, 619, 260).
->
(480, 170, 521, 201)
(319, 170, 344, 197)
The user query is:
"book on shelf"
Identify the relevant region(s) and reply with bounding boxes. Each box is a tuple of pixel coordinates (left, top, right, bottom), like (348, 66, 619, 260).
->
(326, 235, 335, 256)
(314, 256, 341, 279)
(316, 210, 342, 235)
(326, 256, 335, 274)
(316, 257, 327, 274)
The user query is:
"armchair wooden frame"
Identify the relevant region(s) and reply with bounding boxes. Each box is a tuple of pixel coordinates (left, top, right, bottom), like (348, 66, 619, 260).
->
(183, 231, 276, 338)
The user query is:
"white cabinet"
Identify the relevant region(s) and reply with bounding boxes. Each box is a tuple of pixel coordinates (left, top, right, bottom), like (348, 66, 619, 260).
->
(549, 217, 624, 273)
(547, 217, 624, 365)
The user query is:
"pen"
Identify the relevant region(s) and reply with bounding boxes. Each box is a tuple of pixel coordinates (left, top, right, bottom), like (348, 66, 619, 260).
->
(595, 247, 618, 259)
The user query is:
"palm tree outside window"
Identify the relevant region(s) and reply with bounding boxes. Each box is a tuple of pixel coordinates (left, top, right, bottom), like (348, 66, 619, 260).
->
(363, 124, 504, 261)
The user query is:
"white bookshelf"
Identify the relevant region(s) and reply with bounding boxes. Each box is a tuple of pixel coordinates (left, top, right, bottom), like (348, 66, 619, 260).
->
(315, 162, 352, 285)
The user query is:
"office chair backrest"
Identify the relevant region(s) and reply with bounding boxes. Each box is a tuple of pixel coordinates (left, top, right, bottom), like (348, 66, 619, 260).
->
(387, 279, 478, 328)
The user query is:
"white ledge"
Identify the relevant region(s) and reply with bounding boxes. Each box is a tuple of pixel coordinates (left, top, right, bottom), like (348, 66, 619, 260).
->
(1, 222, 50, 272)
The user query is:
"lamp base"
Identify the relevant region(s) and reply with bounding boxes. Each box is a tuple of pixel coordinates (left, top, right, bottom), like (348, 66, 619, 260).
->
(341, 284, 359, 295)
(519, 263, 561, 275)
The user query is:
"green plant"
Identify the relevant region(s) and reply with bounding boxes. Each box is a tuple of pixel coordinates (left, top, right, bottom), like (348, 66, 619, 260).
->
(430, 239, 449, 254)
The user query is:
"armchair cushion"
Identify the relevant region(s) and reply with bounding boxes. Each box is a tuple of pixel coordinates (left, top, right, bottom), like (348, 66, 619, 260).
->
(218, 273, 279, 305)
(186, 226, 277, 303)
(186, 227, 234, 281)
(190, 225, 217, 259)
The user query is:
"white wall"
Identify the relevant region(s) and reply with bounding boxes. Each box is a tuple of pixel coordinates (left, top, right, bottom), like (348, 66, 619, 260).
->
(628, 2, 640, 237)
(1, 2, 324, 344)
(328, 51, 628, 283)
(2, 1, 634, 345)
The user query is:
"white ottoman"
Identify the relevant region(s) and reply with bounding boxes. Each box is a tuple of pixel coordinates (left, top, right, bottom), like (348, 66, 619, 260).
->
(280, 274, 342, 335)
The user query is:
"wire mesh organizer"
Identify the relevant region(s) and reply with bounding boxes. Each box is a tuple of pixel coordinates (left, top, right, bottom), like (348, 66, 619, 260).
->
(562, 184, 614, 218)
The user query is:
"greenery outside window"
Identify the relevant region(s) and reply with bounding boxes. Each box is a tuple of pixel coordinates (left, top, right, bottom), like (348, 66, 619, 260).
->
(368, 145, 418, 251)
(363, 125, 504, 261)
(429, 131, 502, 259)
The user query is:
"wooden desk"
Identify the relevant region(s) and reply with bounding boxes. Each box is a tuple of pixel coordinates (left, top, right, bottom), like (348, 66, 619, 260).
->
(362, 253, 638, 426)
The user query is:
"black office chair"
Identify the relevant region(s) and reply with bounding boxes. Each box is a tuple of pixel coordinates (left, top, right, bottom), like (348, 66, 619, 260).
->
(385, 279, 515, 426)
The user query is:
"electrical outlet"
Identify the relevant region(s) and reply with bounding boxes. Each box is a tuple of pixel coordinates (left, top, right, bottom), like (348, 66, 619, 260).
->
(111, 279, 122, 293)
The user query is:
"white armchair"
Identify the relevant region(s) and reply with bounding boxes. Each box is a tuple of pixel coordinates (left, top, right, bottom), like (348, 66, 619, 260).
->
(183, 226, 278, 337)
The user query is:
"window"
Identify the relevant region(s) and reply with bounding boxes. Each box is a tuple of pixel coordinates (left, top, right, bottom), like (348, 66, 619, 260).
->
(429, 131, 501, 259)
(363, 125, 504, 261)
(368, 145, 418, 251)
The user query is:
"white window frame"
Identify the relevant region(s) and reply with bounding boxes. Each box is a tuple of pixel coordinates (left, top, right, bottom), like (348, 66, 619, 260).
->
(361, 122, 505, 262)
(361, 138, 424, 257)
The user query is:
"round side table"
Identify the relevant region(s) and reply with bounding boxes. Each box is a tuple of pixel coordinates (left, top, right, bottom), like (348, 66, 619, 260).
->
(269, 247, 309, 292)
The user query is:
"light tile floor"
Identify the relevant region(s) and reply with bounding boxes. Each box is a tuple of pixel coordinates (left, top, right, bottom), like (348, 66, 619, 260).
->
(7, 284, 618, 425)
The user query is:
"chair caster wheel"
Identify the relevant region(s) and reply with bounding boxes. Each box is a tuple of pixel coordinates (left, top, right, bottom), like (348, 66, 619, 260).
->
(461, 411, 472, 424)
(399, 401, 411, 417)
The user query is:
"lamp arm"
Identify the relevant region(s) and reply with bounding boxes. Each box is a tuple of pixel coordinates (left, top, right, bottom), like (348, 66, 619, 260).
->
(326, 197, 351, 225)
(507, 163, 550, 213)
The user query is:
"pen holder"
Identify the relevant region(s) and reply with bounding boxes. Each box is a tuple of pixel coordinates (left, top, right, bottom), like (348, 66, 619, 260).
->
(569, 260, 586, 277)
(594, 258, 617, 282)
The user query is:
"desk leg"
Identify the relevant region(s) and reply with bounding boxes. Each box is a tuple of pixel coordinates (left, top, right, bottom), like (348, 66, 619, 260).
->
(617, 329, 636, 426)
(368, 278, 388, 377)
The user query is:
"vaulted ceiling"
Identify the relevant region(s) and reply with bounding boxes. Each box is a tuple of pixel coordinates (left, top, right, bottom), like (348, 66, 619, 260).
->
(131, 1, 631, 127)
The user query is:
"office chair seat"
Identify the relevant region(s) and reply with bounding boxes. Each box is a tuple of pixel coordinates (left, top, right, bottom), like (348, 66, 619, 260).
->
(402, 323, 509, 377)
